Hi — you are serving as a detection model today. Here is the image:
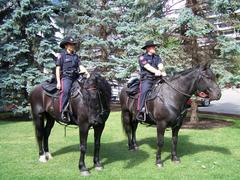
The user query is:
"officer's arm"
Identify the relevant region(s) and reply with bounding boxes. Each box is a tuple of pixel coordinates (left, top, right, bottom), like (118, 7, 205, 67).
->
(79, 65, 90, 78)
(56, 66, 61, 84)
(56, 66, 61, 89)
(158, 63, 167, 76)
(143, 64, 160, 74)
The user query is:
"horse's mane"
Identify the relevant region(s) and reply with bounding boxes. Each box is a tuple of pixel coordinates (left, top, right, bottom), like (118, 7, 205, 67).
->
(93, 72, 112, 106)
(167, 67, 197, 81)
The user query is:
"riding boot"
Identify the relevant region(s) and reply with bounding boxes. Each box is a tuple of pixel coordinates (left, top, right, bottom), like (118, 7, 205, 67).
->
(61, 111, 69, 123)
(136, 108, 145, 122)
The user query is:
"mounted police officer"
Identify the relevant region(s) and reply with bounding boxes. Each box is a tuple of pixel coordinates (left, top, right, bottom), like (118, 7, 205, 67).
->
(56, 36, 90, 123)
(136, 40, 167, 121)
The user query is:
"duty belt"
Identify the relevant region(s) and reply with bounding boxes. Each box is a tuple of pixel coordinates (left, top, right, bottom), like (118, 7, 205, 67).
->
(62, 70, 79, 77)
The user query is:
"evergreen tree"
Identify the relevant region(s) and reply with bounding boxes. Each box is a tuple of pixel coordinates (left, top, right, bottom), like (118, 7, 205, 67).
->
(0, 0, 62, 114)
(59, 0, 118, 73)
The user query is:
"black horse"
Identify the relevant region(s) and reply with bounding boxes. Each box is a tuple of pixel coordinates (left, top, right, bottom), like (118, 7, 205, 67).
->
(120, 64, 221, 167)
(29, 72, 111, 176)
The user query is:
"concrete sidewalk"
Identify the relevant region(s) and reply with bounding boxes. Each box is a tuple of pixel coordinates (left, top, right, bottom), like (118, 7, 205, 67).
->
(199, 88, 240, 116)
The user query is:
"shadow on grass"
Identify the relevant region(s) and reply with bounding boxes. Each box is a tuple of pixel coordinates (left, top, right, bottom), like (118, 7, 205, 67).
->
(52, 139, 150, 169)
(52, 135, 231, 168)
(138, 135, 231, 162)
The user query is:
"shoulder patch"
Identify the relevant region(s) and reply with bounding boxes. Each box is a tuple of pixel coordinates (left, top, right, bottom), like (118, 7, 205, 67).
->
(139, 56, 144, 60)
(57, 53, 62, 60)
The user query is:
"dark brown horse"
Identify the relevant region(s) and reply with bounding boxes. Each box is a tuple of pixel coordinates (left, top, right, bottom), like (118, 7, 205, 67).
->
(120, 64, 221, 167)
(29, 72, 111, 176)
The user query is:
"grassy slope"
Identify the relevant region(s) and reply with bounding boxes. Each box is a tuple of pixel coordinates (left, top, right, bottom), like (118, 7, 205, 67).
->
(0, 112, 240, 180)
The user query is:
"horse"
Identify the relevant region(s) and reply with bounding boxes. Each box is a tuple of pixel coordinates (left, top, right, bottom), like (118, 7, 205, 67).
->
(120, 64, 221, 167)
(29, 72, 111, 176)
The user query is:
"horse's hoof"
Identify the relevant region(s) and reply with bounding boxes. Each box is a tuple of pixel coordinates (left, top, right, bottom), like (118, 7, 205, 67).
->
(95, 166, 103, 171)
(173, 159, 181, 164)
(133, 146, 139, 150)
(39, 155, 47, 163)
(172, 156, 181, 164)
(129, 146, 138, 151)
(80, 171, 90, 176)
(129, 148, 134, 152)
(45, 152, 53, 160)
(156, 163, 163, 168)
(128, 147, 134, 151)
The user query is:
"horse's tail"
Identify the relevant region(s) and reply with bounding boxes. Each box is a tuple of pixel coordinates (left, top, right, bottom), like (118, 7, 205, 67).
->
(121, 110, 132, 136)
(120, 87, 132, 136)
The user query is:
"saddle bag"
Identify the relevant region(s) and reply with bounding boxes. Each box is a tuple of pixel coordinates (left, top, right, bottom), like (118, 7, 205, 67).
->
(126, 77, 140, 96)
(41, 81, 58, 94)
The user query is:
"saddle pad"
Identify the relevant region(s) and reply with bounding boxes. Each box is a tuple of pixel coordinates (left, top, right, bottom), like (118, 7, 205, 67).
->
(41, 80, 82, 98)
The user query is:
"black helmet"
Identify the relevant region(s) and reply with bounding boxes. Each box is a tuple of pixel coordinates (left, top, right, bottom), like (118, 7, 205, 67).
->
(60, 36, 77, 48)
(141, 40, 160, 49)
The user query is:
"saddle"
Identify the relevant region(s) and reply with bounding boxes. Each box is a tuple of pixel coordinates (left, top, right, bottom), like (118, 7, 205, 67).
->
(41, 76, 84, 125)
(126, 77, 164, 123)
(126, 77, 163, 99)
(41, 76, 83, 98)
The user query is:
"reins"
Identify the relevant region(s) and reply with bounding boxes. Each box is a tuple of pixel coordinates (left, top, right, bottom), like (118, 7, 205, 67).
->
(161, 77, 192, 98)
(161, 69, 202, 98)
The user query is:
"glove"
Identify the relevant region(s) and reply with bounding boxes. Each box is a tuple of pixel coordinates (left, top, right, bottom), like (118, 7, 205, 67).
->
(155, 70, 162, 76)
(162, 72, 167, 76)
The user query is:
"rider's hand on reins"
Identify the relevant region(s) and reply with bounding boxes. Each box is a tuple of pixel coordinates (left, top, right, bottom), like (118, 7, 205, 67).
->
(162, 72, 167, 77)
(155, 70, 162, 76)
(57, 82, 61, 90)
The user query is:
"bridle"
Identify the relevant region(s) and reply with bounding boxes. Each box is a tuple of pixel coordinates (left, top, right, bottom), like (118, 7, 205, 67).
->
(161, 69, 209, 98)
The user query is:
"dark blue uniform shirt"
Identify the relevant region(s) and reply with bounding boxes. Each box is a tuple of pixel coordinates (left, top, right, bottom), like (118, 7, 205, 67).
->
(56, 50, 81, 77)
(139, 53, 162, 78)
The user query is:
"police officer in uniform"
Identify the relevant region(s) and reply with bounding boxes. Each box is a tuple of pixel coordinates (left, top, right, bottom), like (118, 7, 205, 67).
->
(56, 36, 90, 122)
(136, 40, 166, 121)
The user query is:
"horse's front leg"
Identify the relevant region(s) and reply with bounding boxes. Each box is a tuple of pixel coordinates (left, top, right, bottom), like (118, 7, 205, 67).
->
(33, 113, 46, 162)
(156, 122, 166, 168)
(79, 123, 90, 176)
(171, 126, 181, 163)
(43, 113, 55, 161)
(93, 124, 105, 171)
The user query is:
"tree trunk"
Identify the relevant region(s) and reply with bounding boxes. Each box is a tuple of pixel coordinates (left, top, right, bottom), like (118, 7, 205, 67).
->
(190, 98, 199, 123)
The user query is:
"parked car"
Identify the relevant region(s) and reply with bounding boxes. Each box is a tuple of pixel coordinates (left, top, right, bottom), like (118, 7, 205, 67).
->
(110, 80, 123, 102)
(187, 92, 210, 107)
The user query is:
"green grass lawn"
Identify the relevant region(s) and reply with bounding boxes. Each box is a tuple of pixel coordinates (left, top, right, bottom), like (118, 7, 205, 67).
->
(0, 112, 240, 180)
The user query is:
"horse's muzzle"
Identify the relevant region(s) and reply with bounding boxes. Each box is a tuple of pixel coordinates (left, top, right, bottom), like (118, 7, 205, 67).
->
(209, 89, 222, 101)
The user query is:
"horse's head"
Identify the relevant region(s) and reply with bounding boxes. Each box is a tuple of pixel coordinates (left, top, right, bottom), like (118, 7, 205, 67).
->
(84, 72, 100, 105)
(196, 64, 221, 100)
(83, 72, 111, 124)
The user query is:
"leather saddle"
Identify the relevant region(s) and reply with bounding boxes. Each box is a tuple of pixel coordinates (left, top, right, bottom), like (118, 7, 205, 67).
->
(126, 77, 163, 99)
(41, 76, 84, 98)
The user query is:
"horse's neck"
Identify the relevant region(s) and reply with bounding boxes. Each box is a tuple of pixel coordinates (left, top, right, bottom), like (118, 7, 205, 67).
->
(168, 69, 199, 103)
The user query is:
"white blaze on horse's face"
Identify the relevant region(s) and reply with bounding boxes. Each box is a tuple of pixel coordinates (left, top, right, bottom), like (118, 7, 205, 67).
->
(198, 67, 221, 101)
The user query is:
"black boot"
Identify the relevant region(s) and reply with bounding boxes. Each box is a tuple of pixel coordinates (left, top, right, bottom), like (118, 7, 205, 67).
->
(61, 111, 69, 123)
(136, 111, 145, 122)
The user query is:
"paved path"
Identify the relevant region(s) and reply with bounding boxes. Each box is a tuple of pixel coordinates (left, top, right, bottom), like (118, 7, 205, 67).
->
(199, 88, 240, 116)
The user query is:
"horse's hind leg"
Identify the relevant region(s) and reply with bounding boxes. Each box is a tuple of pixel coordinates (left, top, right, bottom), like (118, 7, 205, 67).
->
(93, 124, 105, 171)
(43, 113, 55, 161)
(131, 121, 139, 150)
(33, 113, 46, 162)
(121, 110, 135, 151)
